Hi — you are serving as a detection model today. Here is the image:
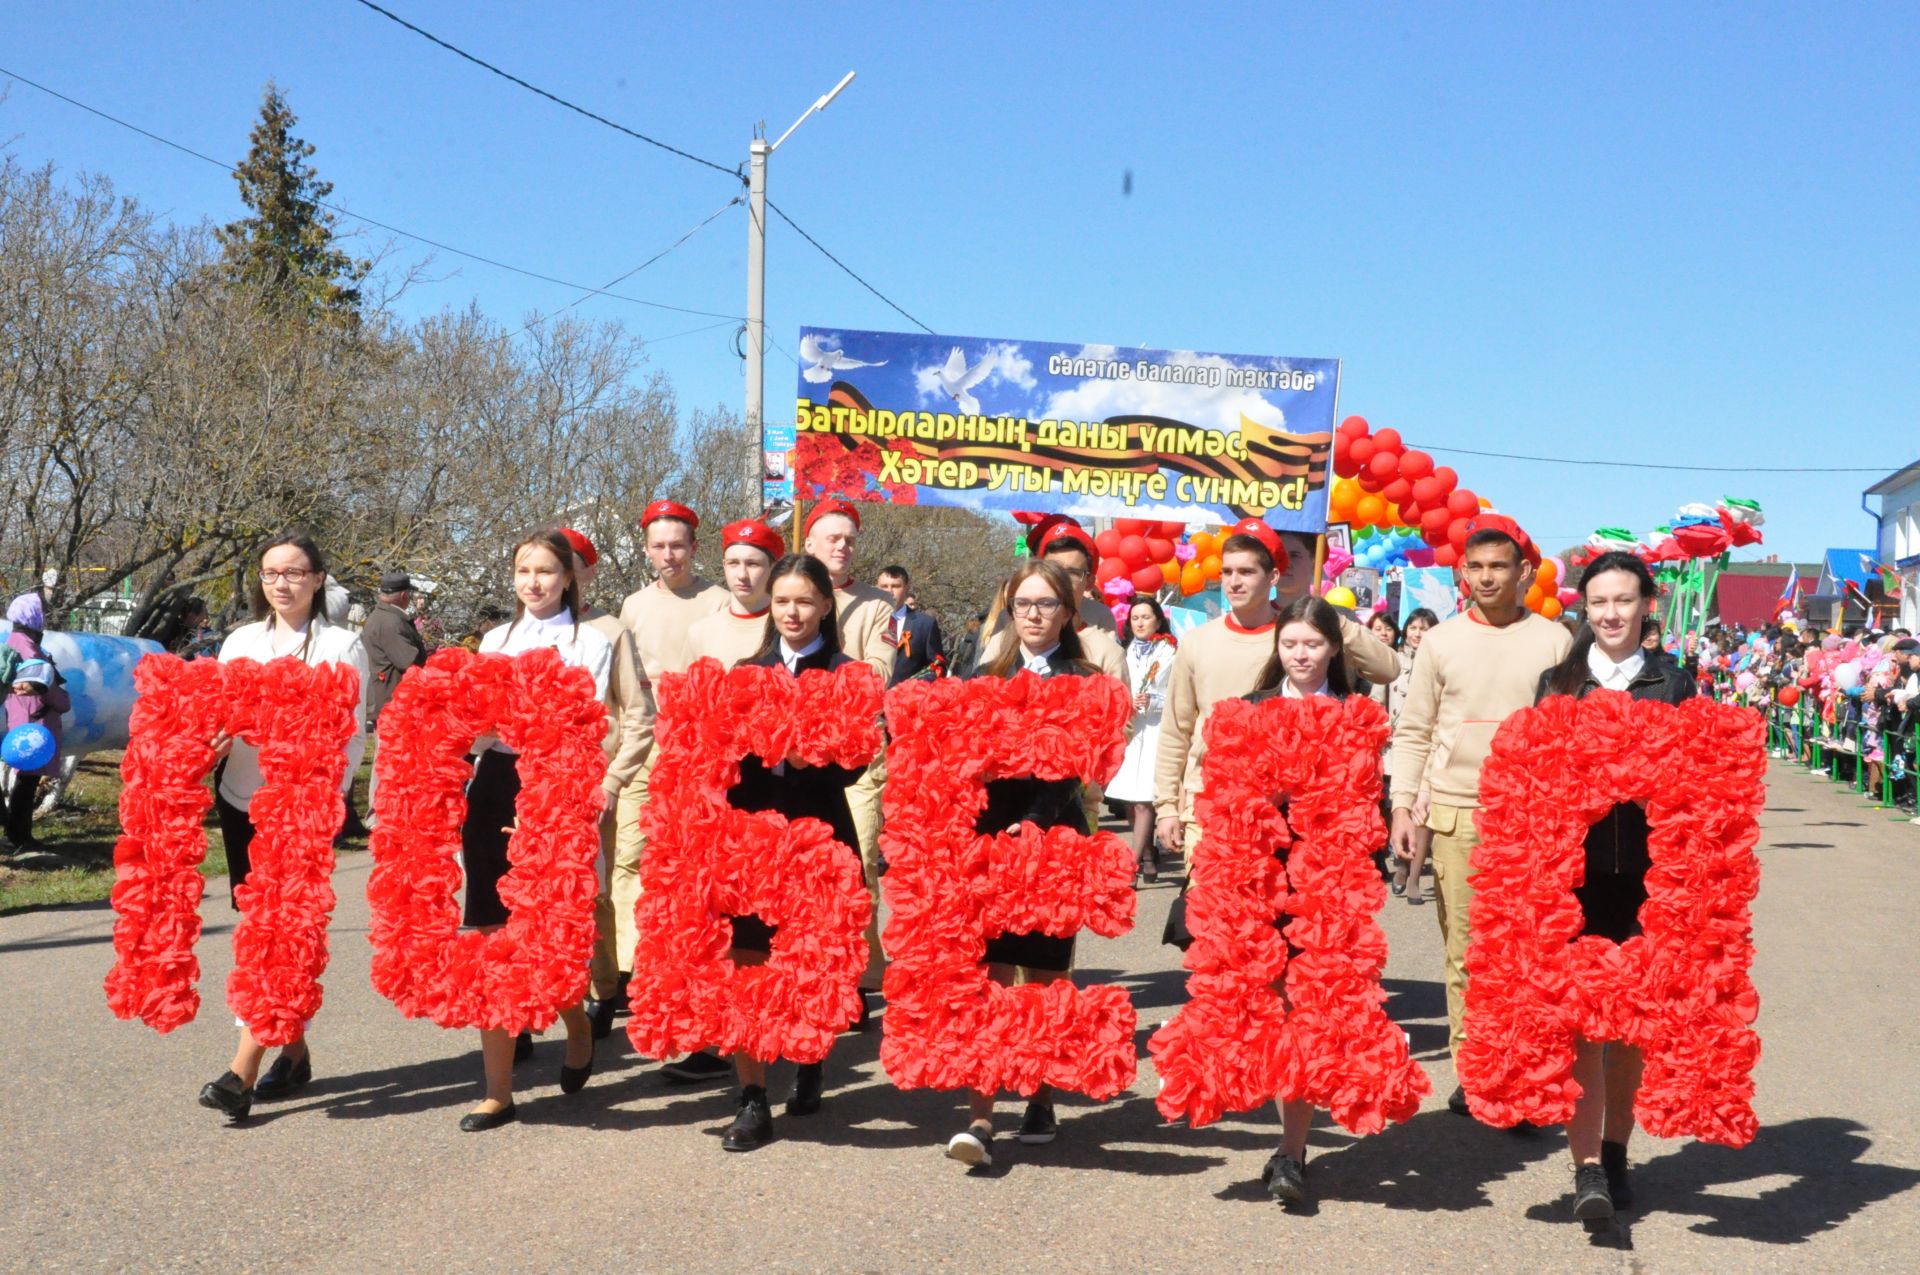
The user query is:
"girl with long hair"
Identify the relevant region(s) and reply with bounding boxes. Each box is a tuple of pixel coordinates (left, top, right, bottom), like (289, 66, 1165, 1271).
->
(457, 530, 615, 1132)
(196, 532, 369, 1123)
(1106, 597, 1176, 884)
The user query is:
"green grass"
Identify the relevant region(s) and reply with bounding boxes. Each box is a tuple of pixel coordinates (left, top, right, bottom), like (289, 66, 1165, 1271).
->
(0, 750, 373, 914)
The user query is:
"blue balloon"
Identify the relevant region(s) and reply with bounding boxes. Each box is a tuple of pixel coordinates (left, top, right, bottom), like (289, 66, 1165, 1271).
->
(2, 723, 56, 772)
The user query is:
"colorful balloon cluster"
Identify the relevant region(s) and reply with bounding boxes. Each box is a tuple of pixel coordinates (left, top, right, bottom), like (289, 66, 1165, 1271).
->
(1092, 519, 1222, 599)
(1329, 416, 1490, 569)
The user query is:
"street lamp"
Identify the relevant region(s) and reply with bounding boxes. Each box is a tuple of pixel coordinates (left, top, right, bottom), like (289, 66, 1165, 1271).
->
(745, 70, 857, 516)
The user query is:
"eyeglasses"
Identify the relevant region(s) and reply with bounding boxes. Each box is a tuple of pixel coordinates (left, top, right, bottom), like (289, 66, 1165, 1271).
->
(1010, 598, 1064, 616)
(260, 569, 313, 584)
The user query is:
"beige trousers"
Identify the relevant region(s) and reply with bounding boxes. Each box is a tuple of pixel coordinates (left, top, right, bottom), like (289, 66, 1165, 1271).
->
(1425, 802, 1480, 1066)
(847, 747, 887, 989)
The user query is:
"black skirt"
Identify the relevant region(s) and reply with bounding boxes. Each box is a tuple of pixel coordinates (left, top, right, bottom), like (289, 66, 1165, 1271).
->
(983, 930, 1074, 971)
(462, 749, 521, 927)
(1576, 869, 1647, 944)
(212, 763, 257, 913)
(729, 914, 778, 952)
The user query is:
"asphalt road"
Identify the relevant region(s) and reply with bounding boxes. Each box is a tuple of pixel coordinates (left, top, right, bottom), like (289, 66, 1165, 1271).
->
(3, 760, 1917, 1274)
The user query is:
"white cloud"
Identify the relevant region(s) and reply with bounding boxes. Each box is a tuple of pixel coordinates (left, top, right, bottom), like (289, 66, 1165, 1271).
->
(1039, 348, 1289, 432)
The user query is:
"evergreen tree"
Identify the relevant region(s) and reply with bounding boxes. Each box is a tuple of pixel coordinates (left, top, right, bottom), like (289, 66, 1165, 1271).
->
(217, 82, 368, 320)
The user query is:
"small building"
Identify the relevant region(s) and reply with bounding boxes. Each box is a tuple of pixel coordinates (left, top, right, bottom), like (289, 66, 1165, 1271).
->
(1804, 549, 1883, 632)
(1865, 460, 1920, 632)
(1715, 560, 1818, 629)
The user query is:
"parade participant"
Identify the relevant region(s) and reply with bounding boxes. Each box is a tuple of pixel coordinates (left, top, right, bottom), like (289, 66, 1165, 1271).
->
(1534, 550, 1694, 1221)
(197, 533, 369, 1123)
(360, 572, 428, 728)
(1389, 608, 1440, 900)
(685, 519, 785, 668)
(615, 500, 726, 1075)
(944, 559, 1110, 1167)
(876, 564, 944, 685)
(977, 517, 1128, 681)
(458, 530, 614, 1132)
(1108, 597, 1175, 884)
(1154, 524, 1291, 863)
(1388, 515, 1571, 1109)
(717, 552, 866, 1151)
(802, 499, 895, 1001)
(1273, 530, 1401, 687)
(561, 528, 657, 1040)
(1240, 594, 1365, 1205)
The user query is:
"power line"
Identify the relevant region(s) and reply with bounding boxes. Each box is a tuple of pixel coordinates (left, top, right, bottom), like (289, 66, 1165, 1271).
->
(348, 0, 737, 179)
(0, 64, 744, 322)
(1416, 442, 1890, 475)
(766, 198, 934, 333)
(507, 197, 740, 340)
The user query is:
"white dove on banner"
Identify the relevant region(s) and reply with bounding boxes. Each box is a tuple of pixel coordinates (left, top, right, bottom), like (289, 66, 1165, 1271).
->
(800, 333, 887, 384)
(934, 346, 996, 415)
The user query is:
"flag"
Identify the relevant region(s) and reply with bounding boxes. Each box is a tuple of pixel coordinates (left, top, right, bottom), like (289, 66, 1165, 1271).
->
(1772, 564, 1799, 619)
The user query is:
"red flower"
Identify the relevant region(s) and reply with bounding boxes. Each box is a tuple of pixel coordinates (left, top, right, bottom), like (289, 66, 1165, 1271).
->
(1149, 694, 1430, 1132)
(365, 647, 608, 1034)
(626, 659, 883, 1064)
(1459, 692, 1765, 1146)
(878, 672, 1138, 1100)
(105, 655, 360, 1046)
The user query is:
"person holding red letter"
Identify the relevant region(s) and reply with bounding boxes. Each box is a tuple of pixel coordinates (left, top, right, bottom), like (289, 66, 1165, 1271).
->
(1533, 550, 1694, 1222)
(686, 520, 785, 668)
(1388, 515, 1571, 1112)
(197, 532, 368, 1123)
(717, 553, 866, 1151)
(458, 531, 614, 1132)
(942, 559, 1110, 1168)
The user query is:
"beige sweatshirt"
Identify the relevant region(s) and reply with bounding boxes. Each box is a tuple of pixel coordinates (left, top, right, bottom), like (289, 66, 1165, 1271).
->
(1152, 617, 1277, 820)
(686, 605, 770, 669)
(1388, 609, 1572, 810)
(582, 606, 656, 793)
(617, 577, 728, 681)
(835, 581, 897, 681)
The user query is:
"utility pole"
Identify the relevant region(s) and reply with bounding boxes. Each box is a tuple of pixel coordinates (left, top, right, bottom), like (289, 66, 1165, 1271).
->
(743, 71, 856, 517)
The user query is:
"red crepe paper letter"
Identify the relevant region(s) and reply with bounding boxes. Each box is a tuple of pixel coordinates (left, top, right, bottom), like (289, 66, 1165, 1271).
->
(1149, 694, 1430, 1130)
(879, 673, 1138, 1100)
(626, 659, 881, 1063)
(366, 648, 607, 1033)
(106, 655, 360, 1045)
(1460, 693, 1765, 1146)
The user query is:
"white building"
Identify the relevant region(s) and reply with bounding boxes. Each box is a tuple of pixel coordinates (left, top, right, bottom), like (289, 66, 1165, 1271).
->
(1866, 459, 1920, 632)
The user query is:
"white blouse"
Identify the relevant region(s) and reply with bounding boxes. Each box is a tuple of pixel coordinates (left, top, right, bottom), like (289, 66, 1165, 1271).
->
(475, 608, 614, 755)
(216, 616, 370, 812)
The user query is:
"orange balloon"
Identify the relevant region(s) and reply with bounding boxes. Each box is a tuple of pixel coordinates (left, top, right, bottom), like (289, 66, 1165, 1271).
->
(1180, 563, 1205, 595)
(1536, 560, 1558, 585)
(1201, 553, 1223, 580)
(1160, 560, 1180, 585)
(1384, 501, 1405, 528)
(1478, 496, 1492, 509)
(1541, 598, 1564, 620)
(1189, 531, 1215, 557)
(1525, 586, 1545, 609)
(1328, 479, 1359, 522)
(1354, 494, 1387, 527)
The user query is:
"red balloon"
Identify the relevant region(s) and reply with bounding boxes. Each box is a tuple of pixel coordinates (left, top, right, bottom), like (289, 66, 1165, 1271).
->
(1411, 476, 1445, 508)
(1333, 448, 1361, 480)
(1095, 558, 1128, 586)
(1118, 534, 1150, 566)
(1094, 528, 1122, 558)
(1130, 565, 1165, 594)
(1153, 521, 1181, 540)
(1350, 437, 1377, 466)
(1420, 508, 1452, 542)
(1447, 488, 1479, 517)
(1114, 518, 1150, 538)
(1146, 537, 1176, 564)
(1372, 427, 1402, 453)
(1398, 449, 1434, 481)
(1448, 519, 1471, 549)
(1338, 415, 1370, 440)
(1367, 450, 1400, 481)
(1776, 686, 1802, 708)
(1431, 466, 1458, 495)
(1434, 544, 1459, 568)
(1383, 478, 1413, 506)
(1356, 470, 1385, 494)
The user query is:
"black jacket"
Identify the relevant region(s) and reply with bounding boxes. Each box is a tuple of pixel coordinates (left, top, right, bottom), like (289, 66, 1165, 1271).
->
(888, 608, 945, 686)
(726, 645, 863, 852)
(1534, 648, 1696, 877)
(967, 647, 1093, 835)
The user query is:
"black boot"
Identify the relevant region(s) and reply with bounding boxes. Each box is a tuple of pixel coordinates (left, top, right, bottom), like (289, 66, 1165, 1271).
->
(723, 1085, 774, 1151)
(1573, 1162, 1614, 1222)
(1601, 1140, 1634, 1210)
(785, 1062, 824, 1116)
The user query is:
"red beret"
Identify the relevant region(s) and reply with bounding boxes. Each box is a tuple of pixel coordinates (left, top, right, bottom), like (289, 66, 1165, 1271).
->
(804, 498, 862, 534)
(1226, 518, 1290, 574)
(558, 527, 597, 567)
(1022, 513, 1075, 557)
(641, 499, 699, 531)
(1035, 519, 1099, 566)
(1462, 512, 1541, 567)
(721, 518, 785, 561)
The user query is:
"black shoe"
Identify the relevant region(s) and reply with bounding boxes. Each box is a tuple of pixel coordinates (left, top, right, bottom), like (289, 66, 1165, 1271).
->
(1262, 1151, 1307, 1205)
(1447, 1085, 1471, 1116)
(850, 989, 873, 1033)
(560, 1042, 595, 1095)
(1572, 1163, 1614, 1221)
(613, 972, 631, 1014)
(944, 1126, 993, 1167)
(1017, 1100, 1058, 1145)
(197, 1070, 252, 1122)
(584, 996, 617, 1041)
(1601, 1140, 1635, 1210)
(252, 1052, 312, 1101)
(785, 1062, 824, 1116)
(513, 1031, 534, 1064)
(661, 1050, 734, 1084)
(459, 1102, 517, 1133)
(722, 1086, 774, 1152)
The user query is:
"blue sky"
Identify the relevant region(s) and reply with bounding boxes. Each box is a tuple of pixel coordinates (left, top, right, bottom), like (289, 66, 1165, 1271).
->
(4, 1, 1914, 561)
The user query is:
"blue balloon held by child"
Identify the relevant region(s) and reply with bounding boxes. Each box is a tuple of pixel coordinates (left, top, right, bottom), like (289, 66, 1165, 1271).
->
(2, 722, 57, 772)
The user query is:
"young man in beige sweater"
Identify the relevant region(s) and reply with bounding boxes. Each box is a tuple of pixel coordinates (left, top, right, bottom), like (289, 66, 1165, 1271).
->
(1388, 515, 1571, 1110)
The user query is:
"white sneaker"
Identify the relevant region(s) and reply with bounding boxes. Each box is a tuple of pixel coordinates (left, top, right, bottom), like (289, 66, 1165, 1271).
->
(944, 1129, 991, 1167)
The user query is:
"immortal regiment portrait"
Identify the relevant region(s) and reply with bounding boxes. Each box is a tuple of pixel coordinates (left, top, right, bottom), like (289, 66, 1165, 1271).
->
(8, 17, 1912, 1267)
